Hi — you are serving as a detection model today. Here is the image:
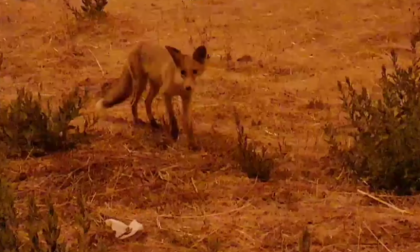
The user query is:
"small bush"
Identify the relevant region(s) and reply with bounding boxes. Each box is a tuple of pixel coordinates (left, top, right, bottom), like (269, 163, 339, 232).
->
(234, 112, 275, 182)
(0, 179, 106, 252)
(63, 0, 108, 20)
(325, 34, 420, 195)
(0, 87, 94, 158)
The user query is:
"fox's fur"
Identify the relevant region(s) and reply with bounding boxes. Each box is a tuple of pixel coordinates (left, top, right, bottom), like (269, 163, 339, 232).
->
(95, 42, 208, 149)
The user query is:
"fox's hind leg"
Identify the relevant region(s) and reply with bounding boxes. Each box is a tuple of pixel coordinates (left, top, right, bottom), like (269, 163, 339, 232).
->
(130, 75, 148, 126)
(145, 82, 161, 129)
(127, 53, 149, 126)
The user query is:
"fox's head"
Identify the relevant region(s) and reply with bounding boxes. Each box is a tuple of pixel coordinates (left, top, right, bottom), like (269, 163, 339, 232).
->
(165, 45, 207, 92)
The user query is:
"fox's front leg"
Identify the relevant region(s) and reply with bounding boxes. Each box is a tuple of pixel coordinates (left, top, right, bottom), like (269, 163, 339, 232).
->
(164, 95, 179, 140)
(181, 95, 198, 150)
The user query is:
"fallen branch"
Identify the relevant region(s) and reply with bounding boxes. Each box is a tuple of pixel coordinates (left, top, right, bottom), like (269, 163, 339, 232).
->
(357, 189, 413, 215)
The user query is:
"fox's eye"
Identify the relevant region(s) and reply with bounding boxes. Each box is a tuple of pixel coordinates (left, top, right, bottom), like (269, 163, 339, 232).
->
(181, 70, 187, 76)
(192, 69, 198, 75)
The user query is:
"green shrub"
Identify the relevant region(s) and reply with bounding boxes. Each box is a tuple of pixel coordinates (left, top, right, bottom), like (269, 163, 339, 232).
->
(0, 87, 94, 158)
(325, 34, 420, 195)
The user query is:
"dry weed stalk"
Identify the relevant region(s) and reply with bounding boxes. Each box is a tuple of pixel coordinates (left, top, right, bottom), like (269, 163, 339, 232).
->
(75, 191, 92, 252)
(26, 195, 42, 252)
(63, 0, 108, 20)
(0, 52, 3, 70)
(223, 30, 234, 70)
(298, 226, 311, 252)
(42, 196, 66, 252)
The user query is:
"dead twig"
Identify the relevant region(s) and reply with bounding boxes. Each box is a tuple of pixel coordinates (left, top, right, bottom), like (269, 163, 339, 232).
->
(88, 49, 105, 76)
(357, 189, 413, 215)
(159, 203, 251, 219)
(191, 177, 198, 193)
(156, 215, 162, 230)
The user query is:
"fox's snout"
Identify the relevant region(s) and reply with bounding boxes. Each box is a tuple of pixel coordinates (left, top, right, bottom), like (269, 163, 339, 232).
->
(185, 86, 192, 91)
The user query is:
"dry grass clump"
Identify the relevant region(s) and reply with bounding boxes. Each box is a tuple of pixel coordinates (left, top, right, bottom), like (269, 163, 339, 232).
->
(0, 87, 95, 158)
(325, 33, 420, 195)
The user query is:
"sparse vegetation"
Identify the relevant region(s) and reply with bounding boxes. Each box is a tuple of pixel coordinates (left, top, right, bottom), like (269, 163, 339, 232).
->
(325, 34, 420, 195)
(0, 87, 95, 158)
(234, 112, 275, 182)
(0, 179, 106, 252)
(63, 0, 108, 20)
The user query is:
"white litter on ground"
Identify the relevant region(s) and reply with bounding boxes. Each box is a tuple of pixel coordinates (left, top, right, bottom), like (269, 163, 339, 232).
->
(105, 218, 144, 240)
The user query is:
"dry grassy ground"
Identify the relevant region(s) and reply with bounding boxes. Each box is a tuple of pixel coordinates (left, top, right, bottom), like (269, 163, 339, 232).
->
(1, 0, 420, 251)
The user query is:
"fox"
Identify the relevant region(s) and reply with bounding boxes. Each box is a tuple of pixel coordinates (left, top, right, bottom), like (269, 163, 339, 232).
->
(95, 42, 208, 149)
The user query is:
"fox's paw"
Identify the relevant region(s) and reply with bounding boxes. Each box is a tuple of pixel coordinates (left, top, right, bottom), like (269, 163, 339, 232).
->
(133, 119, 147, 127)
(150, 119, 162, 130)
(188, 143, 200, 152)
(171, 126, 179, 141)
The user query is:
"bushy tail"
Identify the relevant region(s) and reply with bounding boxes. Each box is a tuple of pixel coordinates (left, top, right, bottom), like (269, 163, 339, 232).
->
(95, 65, 132, 111)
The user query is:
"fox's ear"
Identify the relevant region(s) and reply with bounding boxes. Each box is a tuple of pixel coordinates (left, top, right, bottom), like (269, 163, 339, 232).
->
(165, 46, 183, 67)
(193, 45, 207, 65)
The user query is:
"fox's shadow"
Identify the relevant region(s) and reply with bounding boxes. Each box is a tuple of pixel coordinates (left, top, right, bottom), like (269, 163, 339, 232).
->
(101, 115, 135, 125)
(99, 115, 237, 159)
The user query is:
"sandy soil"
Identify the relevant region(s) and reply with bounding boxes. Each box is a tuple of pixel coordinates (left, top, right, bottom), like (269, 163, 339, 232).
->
(1, 0, 420, 251)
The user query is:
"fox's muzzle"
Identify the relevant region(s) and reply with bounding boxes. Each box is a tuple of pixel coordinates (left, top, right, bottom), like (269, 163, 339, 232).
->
(185, 86, 192, 91)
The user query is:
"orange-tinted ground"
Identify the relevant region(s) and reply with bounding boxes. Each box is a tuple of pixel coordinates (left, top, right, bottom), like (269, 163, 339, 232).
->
(1, 0, 420, 251)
